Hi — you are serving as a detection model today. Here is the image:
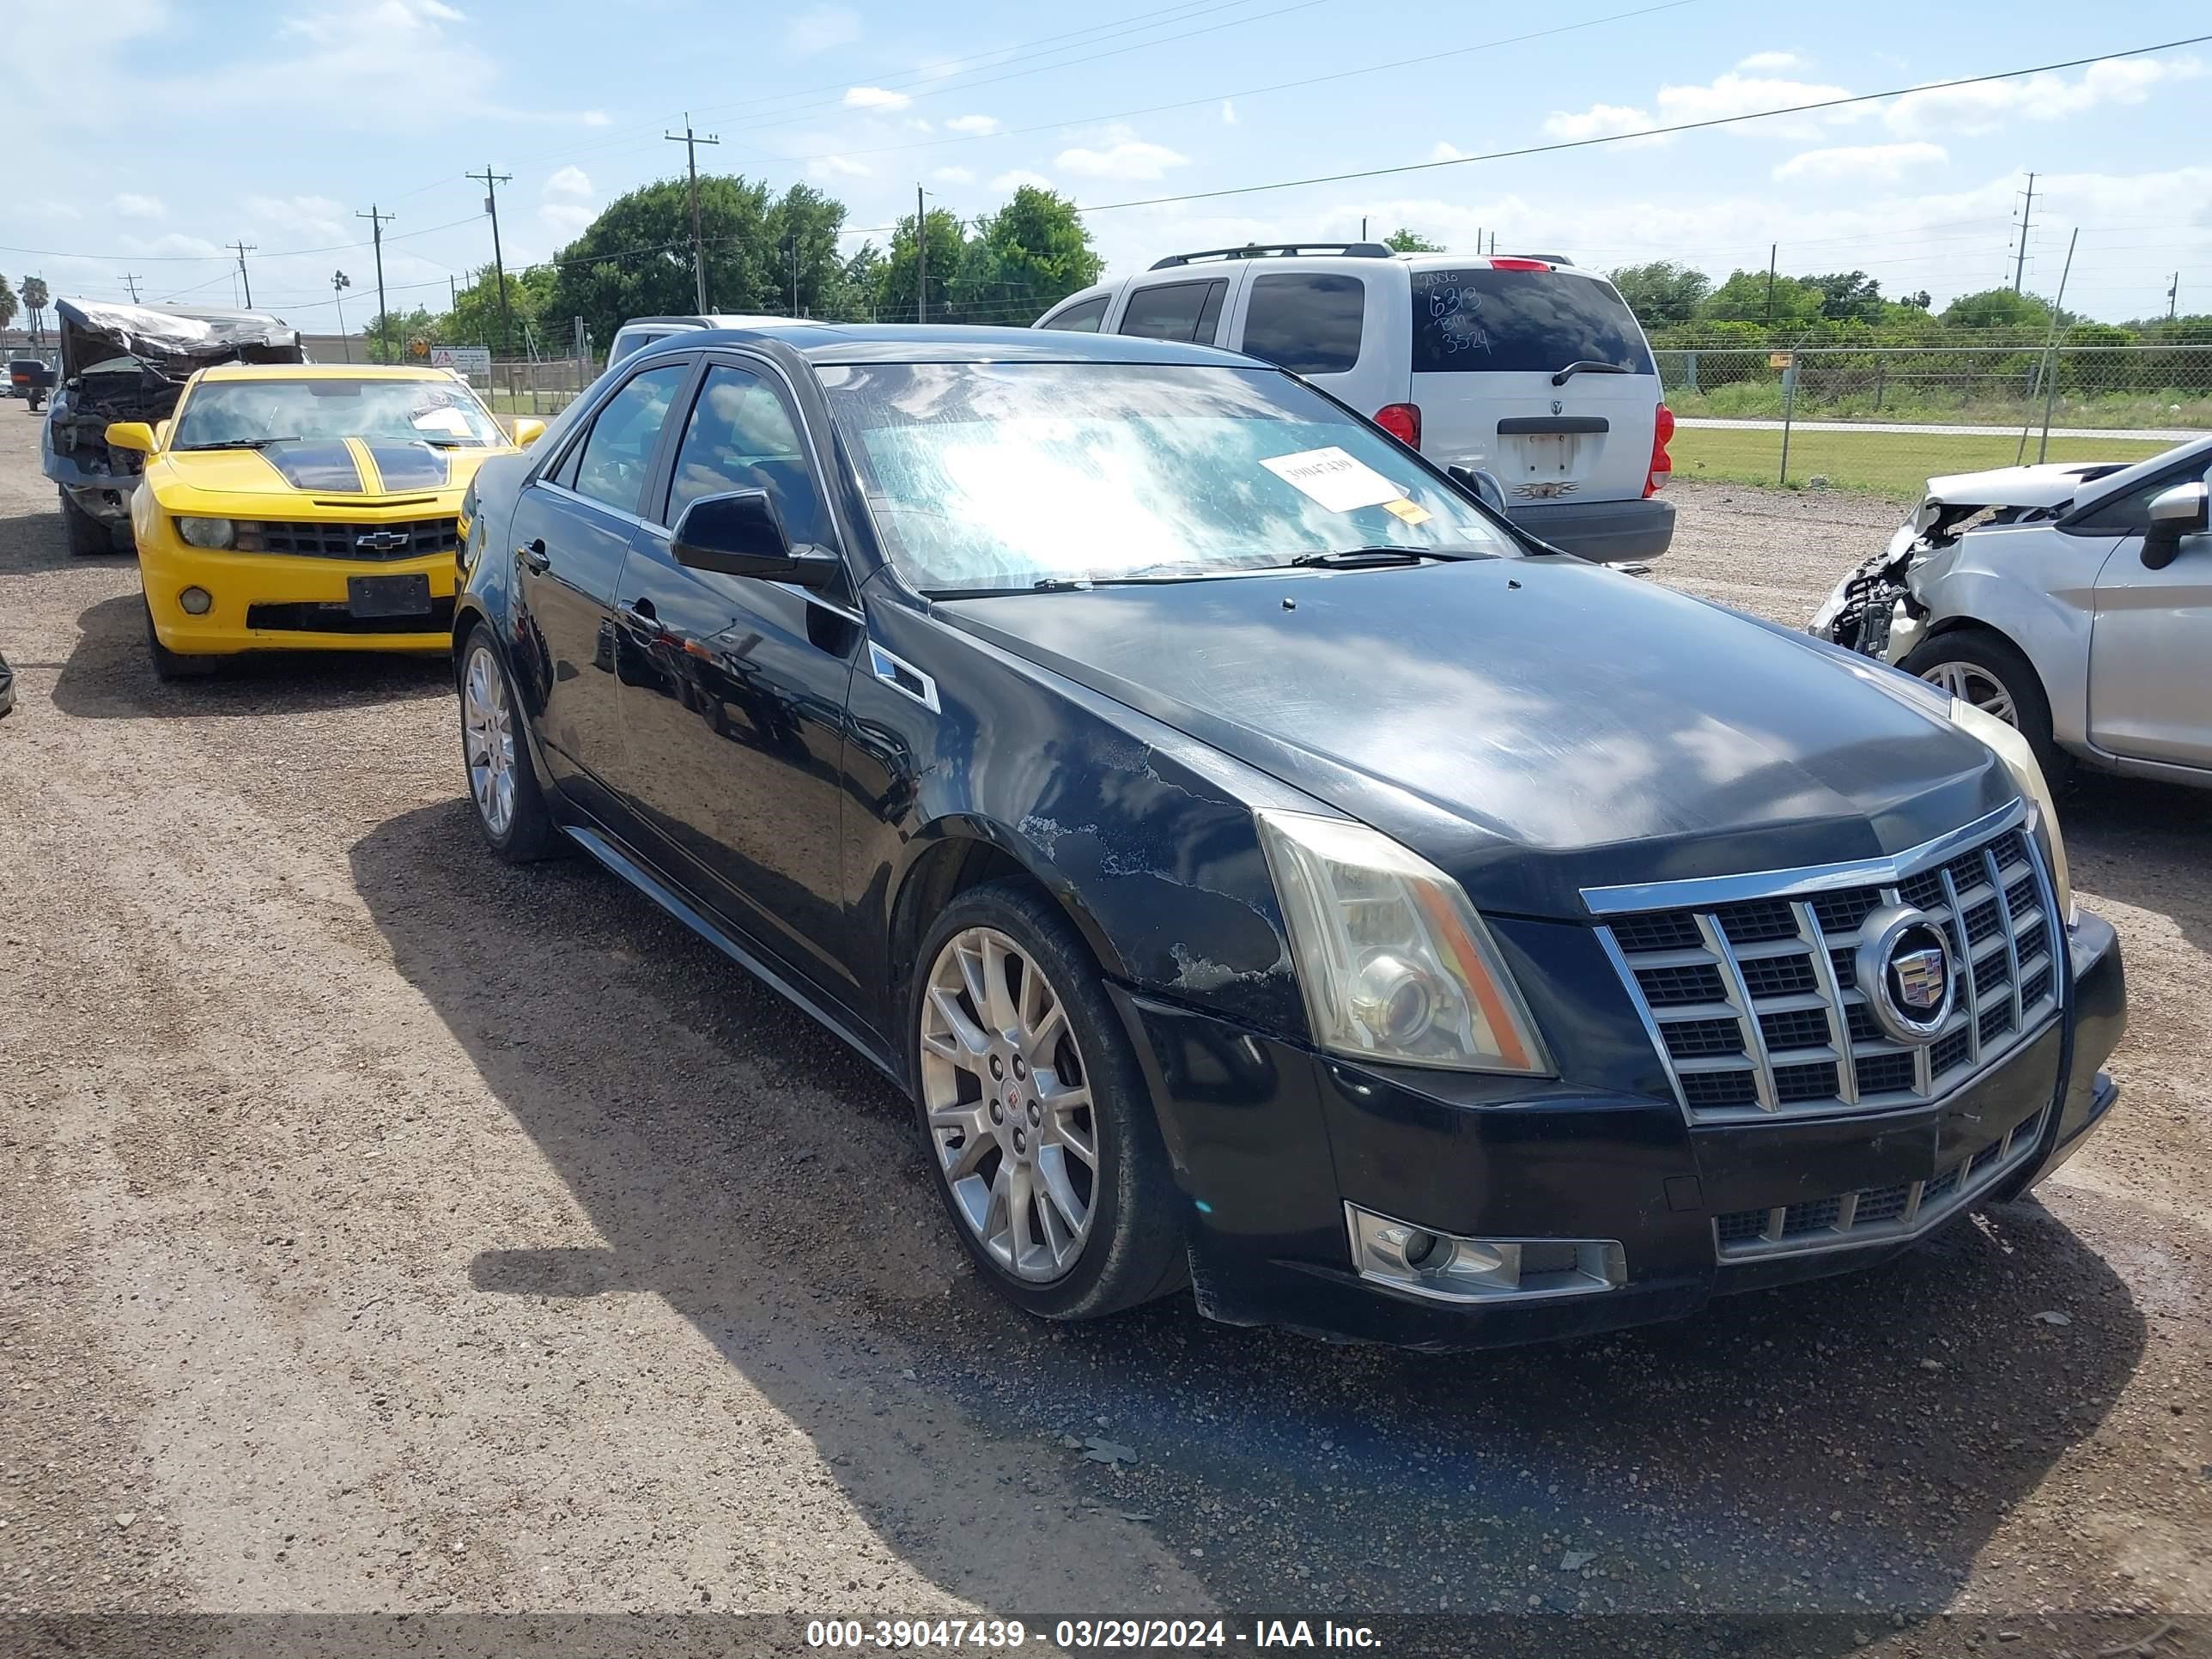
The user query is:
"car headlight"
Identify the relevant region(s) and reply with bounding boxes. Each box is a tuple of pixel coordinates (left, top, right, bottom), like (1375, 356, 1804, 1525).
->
(176, 516, 235, 550)
(1255, 810, 1551, 1074)
(1949, 698, 2071, 923)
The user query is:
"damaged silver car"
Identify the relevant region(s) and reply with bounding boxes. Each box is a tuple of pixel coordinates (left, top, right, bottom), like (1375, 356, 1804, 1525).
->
(1812, 435, 2212, 790)
(40, 300, 302, 555)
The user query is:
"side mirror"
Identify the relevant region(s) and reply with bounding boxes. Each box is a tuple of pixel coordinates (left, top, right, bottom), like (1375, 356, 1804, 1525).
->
(105, 421, 156, 454)
(671, 489, 841, 591)
(2142, 481, 2209, 570)
(512, 417, 546, 448)
(1449, 464, 1509, 514)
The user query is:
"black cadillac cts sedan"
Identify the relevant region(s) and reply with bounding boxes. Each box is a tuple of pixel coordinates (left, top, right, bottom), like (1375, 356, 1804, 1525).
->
(450, 325, 2126, 1348)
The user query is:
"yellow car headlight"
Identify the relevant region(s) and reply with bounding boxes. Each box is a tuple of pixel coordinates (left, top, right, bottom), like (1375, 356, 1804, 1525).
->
(176, 516, 236, 550)
(1950, 697, 2071, 923)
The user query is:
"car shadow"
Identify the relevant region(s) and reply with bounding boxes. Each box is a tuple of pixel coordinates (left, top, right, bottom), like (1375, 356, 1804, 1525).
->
(2063, 772, 2212, 957)
(0, 504, 132, 574)
(347, 795, 2152, 1632)
(48, 592, 451, 720)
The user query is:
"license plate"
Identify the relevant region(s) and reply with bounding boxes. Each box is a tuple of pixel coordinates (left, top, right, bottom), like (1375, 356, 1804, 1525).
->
(346, 573, 432, 618)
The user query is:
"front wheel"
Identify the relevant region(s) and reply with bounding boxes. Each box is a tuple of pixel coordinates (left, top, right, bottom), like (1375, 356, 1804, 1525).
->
(912, 883, 1187, 1322)
(1899, 629, 2066, 785)
(459, 627, 556, 861)
(61, 489, 120, 556)
(143, 600, 218, 681)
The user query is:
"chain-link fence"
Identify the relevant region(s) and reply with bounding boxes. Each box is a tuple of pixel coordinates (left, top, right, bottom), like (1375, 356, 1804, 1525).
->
(1654, 339, 2212, 496)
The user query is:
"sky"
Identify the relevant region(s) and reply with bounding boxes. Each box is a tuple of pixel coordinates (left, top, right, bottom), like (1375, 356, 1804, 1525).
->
(8, 0, 2207, 334)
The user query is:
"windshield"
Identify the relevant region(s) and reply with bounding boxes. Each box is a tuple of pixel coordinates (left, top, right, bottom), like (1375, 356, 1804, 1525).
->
(1411, 269, 1654, 376)
(173, 377, 506, 449)
(817, 362, 1517, 594)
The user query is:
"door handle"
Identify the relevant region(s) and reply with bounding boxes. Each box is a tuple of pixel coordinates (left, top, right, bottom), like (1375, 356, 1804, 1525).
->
(620, 598, 659, 628)
(518, 538, 550, 574)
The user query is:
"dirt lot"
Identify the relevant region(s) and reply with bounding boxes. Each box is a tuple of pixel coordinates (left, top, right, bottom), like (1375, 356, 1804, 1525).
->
(2, 410, 2207, 1656)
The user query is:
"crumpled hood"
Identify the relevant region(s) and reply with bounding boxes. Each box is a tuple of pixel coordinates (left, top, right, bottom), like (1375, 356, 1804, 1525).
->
(943, 557, 2014, 918)
(1921, 459, 2128, 511)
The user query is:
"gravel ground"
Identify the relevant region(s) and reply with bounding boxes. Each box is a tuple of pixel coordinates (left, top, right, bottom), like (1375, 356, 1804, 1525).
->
(1, 426, 2206, 1657)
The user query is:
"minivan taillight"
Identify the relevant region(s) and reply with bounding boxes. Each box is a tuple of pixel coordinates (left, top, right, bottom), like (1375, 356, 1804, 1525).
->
(1375, 403, 1421, 448)
(1486, 258, 1553, 271)
(1644, 403, 1675, 497)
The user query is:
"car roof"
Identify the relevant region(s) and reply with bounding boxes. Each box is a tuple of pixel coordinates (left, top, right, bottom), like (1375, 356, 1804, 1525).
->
(637, 322, 1255, 368)
(195, 362, 462, 382)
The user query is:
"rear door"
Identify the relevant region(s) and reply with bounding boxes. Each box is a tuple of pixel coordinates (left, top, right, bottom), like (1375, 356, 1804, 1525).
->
(2083, 459, 2212, 769)
(1112, 276, 1234, 344)
(1224, 264, 1404, 423)
(1407, 263, 1659, 504)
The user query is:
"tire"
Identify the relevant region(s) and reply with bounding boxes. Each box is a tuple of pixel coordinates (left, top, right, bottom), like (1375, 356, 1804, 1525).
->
(910, 881, 1188, 1322)
(459, 626, 556, 862)
(1899, 629, 2068, 787)
(61, 488, 121, 557)
(143, 599, 218, 681)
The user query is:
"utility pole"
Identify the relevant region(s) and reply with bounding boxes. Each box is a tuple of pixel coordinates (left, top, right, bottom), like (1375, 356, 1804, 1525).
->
(663, 115, 720, 313)
(356, 205, 393, 362)
(119, 273, 143, 302)
(450, 275, 459, 313)
(2012, 172, 2036, 294)
(2170, 272, 2181, 321)
(230, 241, 257, 309)
(915, 184, 928, 324)
(331, 270, 353, 361)
(790, 234, 799, 317)
(467, 166, 516, 352)
(1765, 243, 1778, 322)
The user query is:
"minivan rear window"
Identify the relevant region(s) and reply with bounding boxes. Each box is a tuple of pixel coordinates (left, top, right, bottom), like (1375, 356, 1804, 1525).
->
(1410, 269, 1653, 376)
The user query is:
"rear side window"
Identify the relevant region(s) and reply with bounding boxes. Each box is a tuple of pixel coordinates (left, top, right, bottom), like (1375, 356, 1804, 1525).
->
(1040, 296, 1108, 333)
(610, 330, 666, 365)
(1411, 269, 1654, 376)
(1118, 280, 1226, 343)
(1238, 274, 1365, 375)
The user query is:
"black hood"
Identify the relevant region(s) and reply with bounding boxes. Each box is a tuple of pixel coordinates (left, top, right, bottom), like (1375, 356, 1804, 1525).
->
(939, 557, 2014, 918)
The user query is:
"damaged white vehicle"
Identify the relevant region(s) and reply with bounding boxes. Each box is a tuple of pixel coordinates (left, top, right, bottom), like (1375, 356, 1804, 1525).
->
(1812, 435, 2212, 789)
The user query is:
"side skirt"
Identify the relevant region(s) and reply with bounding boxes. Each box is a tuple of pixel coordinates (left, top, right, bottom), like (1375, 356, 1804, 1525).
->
(562, 824, 902, 1086)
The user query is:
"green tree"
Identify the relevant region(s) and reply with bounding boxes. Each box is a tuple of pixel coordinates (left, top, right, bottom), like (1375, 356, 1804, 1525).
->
(875, 206, 967, 325)
(818, 243, 885, 322)
(547, 174, 783, 349)
(365, 306, 436, 364)
(1383, 228, 1442, 252)
(1802, 270, 1887, 324)
(1607, 260, 1711, 326)
(1698, 268, 1823, 325)
(948, 185, 1102, 324)
(1940, 287, 2056, 332)
(442, 264, 558, 352)
(0, 275, 17, 335)
(762, 183, 850, 319)
(21, 276, 51, 346)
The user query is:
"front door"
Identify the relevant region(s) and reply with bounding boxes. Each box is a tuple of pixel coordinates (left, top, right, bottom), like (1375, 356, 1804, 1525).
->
(608, 358, 866, 1008)
(508, 356, 694, 823)
(2089, 465, 2212, 769)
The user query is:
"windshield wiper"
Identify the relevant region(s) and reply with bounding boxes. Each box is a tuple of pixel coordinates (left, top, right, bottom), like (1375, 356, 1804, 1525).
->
(175, 436, 303, 451)
(1285, 546, 1475, 569)
(1551, 361, 1631, 386)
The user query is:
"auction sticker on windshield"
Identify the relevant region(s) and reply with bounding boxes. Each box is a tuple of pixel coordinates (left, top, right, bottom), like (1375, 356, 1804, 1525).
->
(1261, 446, 1406, 514)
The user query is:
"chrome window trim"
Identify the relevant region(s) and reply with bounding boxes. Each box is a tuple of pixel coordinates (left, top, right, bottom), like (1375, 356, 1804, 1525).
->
(534, 477, 653, 534)
(1579, 799, 2027, 917)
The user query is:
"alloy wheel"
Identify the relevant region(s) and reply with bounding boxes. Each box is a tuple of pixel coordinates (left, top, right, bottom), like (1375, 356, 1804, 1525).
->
(463, 644, 517, 837)
(1918, 659, 2018, 726)
(919, 926, 1099, 1282)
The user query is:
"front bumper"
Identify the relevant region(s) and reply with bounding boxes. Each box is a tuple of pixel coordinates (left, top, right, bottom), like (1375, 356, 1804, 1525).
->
(140, 539, 455, 657)
(1505, 495, 1674, 562)
(1109, 908, 2124, 1349)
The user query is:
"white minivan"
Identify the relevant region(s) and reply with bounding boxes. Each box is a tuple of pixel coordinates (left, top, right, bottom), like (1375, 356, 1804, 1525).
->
(1036, 243, 1674, 562)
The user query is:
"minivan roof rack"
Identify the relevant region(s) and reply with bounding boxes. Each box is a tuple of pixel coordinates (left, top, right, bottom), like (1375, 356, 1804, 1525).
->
(1148, 241, 1395, 270)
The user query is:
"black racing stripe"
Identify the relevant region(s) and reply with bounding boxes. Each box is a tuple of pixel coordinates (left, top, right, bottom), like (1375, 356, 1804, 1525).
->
(363, 443, 453, 492)
(259, 441, 364, 492)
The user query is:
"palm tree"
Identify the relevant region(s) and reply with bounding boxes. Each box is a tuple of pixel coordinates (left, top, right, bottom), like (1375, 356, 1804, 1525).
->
(20, 276, 50, 349)
(0, 275, 18, 337)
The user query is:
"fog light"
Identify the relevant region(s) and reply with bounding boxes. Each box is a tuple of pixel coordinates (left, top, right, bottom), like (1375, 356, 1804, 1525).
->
(179, 586, 213, 616)
(1345, 1204, 1624, 1304)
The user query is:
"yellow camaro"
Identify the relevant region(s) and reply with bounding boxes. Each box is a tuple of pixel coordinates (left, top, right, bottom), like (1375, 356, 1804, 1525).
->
(106, 363, 544, 678)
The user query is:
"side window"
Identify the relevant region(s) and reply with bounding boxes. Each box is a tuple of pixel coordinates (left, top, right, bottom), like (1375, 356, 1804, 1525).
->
(1040, 295, 1108, 333)
(610, 329, 664, 366)
(661, 362, 830, 550)
(568, 362, 690, 515)
(1239, 274, 1365, 375)
(1117, 280, 1227, 343)
(2068, 464, 2207, 534)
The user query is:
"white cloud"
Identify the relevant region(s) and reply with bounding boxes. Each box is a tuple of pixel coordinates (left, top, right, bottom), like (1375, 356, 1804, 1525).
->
(989, 169, 1054, 193)
(1736, 51, 1803, 72)
(842, 85, 911, 112)
(785, 4, 859, 53)
(580, 109, 611, 127)
(905, 118, 934, 133)
(542, 165, 592, 198)
(1773, 141, 1946, 183)
(244, 193, 348, 240)
(1054, 125, 1188, 182)
(1430, 140, 1467, 162)
(1540, 102, 1658, 142)
(945, 113, 1000, 136)
(113, 192, 167, 220)
(931, 167, 976, 185)
(538, 202, 593, 238)
(1221, 100, 1237, 125)
(810, 153, 871, 179)
(1881, 54, 2202, 137)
